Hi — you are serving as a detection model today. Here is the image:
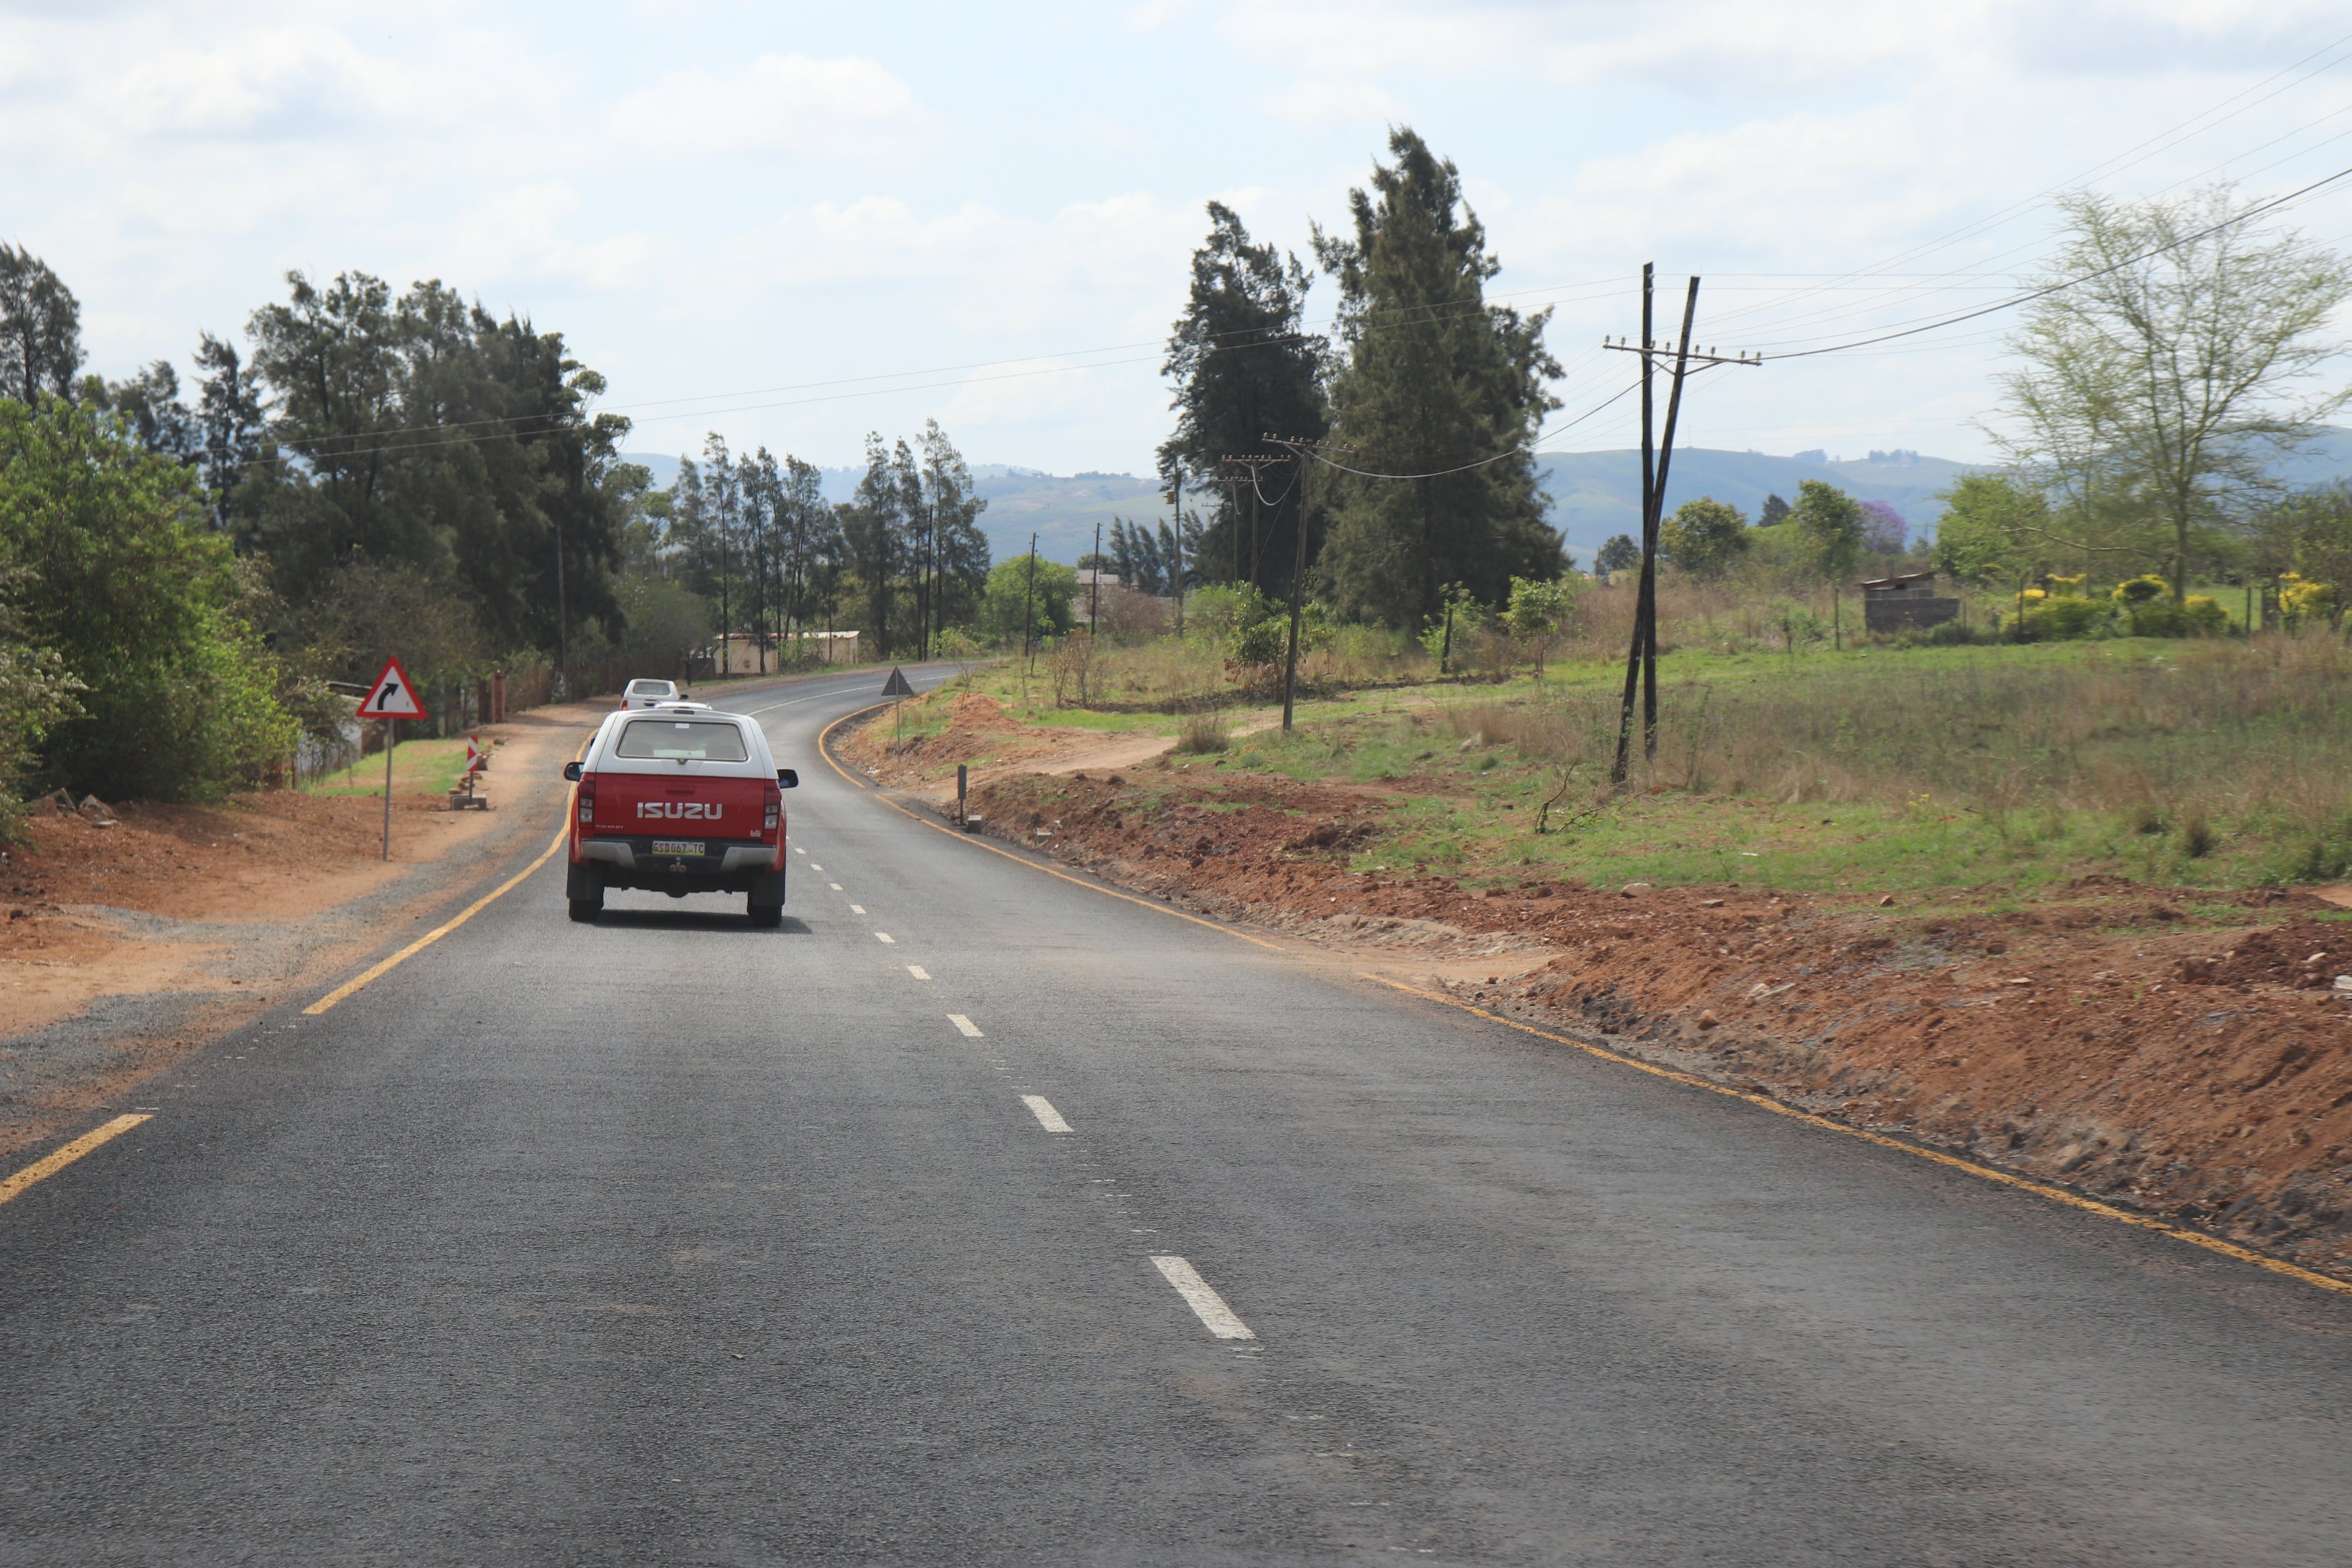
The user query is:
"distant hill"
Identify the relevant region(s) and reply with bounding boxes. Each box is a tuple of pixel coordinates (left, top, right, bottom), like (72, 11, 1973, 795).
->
(620, 426, 2352, 569)
(1535, 447, 1981, 566)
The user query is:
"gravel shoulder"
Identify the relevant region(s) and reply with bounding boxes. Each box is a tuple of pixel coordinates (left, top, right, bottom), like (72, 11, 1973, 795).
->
(0, 705, 599, 1158)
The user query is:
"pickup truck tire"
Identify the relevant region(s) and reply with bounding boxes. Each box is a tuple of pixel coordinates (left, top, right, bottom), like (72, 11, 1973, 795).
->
(747, 896, 783, 928)
(569, 896, 602, 923)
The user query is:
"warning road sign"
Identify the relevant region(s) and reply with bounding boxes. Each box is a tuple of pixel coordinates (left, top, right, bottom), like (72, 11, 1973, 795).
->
(360, 656, 428, 722)
(880, 666, 915, 698)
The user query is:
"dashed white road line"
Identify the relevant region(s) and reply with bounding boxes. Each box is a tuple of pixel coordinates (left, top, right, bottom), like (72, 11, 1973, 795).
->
(907, 965, 930, 980)
(948, 1014, 984, 1037)
(793, 847, 805, 855)
(829, 882, 843, 890)
(1021, 1094, 1072, 1133)
(1151, 1256, 1256, 1340)
(851, 904, 867, 915)
(875, 931, 895, 944)
(811, 864, 823, 872)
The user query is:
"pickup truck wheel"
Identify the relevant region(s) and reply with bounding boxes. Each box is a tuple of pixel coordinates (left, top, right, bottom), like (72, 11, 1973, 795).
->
(568, 895, 602, 923)
(747, 899, 783, 928)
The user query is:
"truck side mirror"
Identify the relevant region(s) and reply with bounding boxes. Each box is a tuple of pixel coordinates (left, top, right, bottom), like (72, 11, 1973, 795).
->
(563, 761, 582, 782)
(777, 768, 799, 789)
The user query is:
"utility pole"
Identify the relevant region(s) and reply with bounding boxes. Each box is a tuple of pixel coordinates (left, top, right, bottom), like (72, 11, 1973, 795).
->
(1091, 518, 1102, 630)
(1603, 268, 1759, 783)
(1170, 462, 1185, 635)
(1022, 532, 1039, 673)
(1263, 434, 1357, 731)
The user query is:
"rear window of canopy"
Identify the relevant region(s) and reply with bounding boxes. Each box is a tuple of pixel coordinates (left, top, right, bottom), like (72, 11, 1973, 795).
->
(613, 719, 748, 762)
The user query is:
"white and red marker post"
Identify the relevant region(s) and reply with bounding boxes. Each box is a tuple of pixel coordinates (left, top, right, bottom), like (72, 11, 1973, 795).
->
(358, 655, 428, 860)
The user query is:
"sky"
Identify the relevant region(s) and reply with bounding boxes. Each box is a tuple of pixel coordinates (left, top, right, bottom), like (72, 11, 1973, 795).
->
(6, 0, 2352, 477)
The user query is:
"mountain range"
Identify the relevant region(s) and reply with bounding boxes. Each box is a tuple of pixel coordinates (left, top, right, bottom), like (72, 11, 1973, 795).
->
(622, 426, 2352, 570)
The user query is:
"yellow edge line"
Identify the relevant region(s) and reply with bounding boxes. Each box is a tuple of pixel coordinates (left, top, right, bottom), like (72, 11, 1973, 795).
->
(1362, 974, 2352, 1299)
(0, 1114, 152, 1208)
(304, 734, 592, 1015)
(816, 704, 1287, 953)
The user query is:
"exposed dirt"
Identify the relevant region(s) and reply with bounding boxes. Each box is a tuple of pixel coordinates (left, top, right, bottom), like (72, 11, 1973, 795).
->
(0, 706, 599, 1157)
(838, 691, 1182, 795)
(953, 761, 2352, 1283)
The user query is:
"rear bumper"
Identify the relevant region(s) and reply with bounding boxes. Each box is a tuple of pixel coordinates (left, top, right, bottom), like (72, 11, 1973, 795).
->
(579, 839, 778, 874)
(574, 836, 784, 897)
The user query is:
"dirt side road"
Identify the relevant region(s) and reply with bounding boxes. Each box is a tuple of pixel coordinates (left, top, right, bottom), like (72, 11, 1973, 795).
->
(0, 705, 599, 1159)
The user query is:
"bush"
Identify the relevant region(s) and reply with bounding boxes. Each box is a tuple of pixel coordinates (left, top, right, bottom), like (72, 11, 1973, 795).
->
(1175, 711, 1229, 753)
(2002, 594, 2113, 640)
(2126, 596, 2229, 638)
(0, 398, 295, 801)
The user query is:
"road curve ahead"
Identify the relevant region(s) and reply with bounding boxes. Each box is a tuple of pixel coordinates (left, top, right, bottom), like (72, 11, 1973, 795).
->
(3, 666, 2348, 1565)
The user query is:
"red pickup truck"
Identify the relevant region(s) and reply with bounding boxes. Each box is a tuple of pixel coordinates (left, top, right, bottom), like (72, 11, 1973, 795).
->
(562, 706, 800, 926)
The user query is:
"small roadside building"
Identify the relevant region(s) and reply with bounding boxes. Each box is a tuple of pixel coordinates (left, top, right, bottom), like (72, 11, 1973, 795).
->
(1859, 569, 1959, 634)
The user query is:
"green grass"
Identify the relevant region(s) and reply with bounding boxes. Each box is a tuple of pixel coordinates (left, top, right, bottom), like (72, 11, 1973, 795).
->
(304, 737, 475, 798)
(1004, 629, 2352, 896)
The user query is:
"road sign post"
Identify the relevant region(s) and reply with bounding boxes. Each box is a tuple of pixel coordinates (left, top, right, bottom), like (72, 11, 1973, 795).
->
(359, 656, 429, 862)
(882, 665, 915, 745)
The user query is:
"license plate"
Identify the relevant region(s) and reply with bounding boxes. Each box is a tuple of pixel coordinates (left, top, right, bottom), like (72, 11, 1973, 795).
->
(650, 839, 706, 857)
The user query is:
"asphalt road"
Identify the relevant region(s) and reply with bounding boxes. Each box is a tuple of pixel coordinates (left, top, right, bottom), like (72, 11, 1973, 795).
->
(4, 665, 2348, 1565)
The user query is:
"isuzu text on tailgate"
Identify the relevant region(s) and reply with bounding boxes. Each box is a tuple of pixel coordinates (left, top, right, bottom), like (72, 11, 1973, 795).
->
(561, 704, 799, 926)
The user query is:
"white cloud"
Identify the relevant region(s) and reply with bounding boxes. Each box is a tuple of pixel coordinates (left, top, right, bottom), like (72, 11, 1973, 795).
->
(611, 53, 921, 159)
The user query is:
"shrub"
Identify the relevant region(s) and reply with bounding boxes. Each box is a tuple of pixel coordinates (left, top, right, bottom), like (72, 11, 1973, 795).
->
(2002, 594, 2112, 640)
(2125, 596, 2229, 638)
(1175, 711, 1229, 753)
(2113, 574, 2169, 606)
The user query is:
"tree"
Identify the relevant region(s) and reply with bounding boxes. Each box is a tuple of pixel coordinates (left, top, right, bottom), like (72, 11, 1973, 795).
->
(1791, 479, 1865, 582)
(0, 398, 293, 800)
(1595, 533, 1639, 579)
(1993, 186, 2352, 599)
(0, 245, 83, 405)
(238, 271, 630, 663)
(977, 553, 1077, 645)
(1933, 474, 2057, 585)
(1758, 493, 1791, 528)
(1159, 202, 1327, 595)
(918, 421, 990, 648)
(842, 433, 906, 658)
(1312, 127, 1564, 625)
(1658, 496, 1749, 578)
(1858, 500, 1908, 556)
(193, 332, 264, 531)
(1503, 575, 1575, 676)
(84, 360, 197, 460)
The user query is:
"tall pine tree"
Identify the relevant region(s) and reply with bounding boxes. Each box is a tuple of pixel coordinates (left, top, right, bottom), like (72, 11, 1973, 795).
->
(1312, 128, 1563, 625)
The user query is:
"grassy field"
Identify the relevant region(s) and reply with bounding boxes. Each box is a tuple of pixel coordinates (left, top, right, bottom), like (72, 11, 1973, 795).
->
(930, 628, 2352, 895)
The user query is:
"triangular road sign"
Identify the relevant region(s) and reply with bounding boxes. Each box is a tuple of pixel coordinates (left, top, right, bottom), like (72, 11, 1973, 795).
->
(360, 655, 428, 721)
(880, 666, 915, 698)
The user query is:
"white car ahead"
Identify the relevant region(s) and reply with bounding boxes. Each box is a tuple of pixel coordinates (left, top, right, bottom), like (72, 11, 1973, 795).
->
(621, 678, 684, 709)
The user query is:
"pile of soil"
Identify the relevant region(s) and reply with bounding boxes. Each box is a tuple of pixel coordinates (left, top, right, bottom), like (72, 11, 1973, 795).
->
(964, 766, 2352, 1282)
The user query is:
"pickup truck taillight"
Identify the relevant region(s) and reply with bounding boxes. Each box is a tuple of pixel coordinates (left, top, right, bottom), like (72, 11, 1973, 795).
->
(762, 784, 781, 834)
(577, 777, 596, 832)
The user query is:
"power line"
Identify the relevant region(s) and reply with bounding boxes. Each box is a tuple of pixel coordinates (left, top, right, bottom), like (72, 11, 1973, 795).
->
(1760, 163, 2352, 362)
